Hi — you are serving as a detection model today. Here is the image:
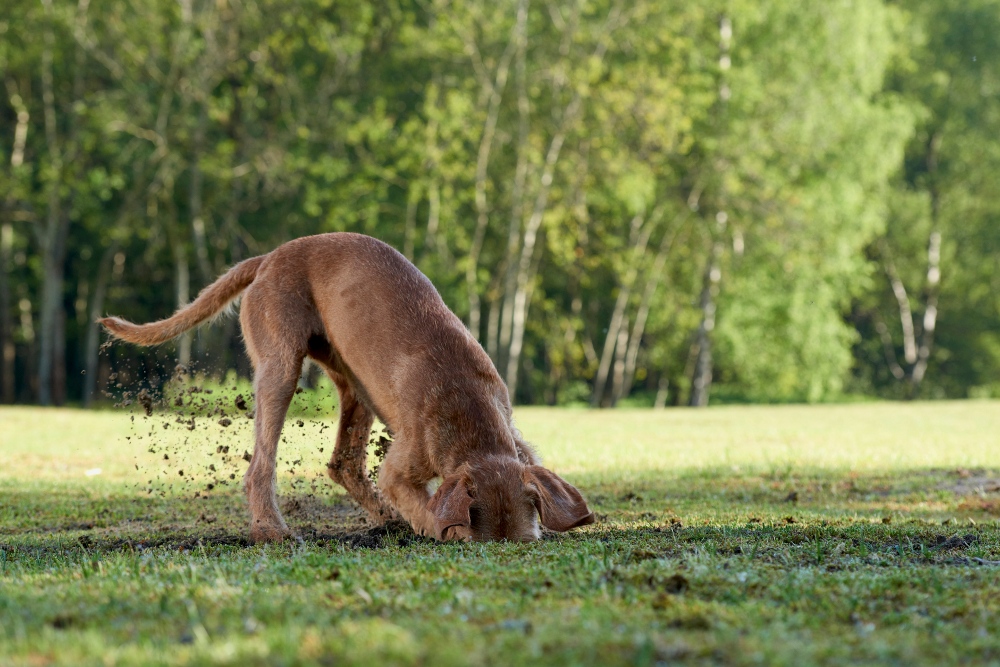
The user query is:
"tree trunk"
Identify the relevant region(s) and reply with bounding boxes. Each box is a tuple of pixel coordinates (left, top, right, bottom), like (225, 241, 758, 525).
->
(689, 213, 726, 407)
(174, 241, 192, 369)
(403, 187, 418, 261)
(879, 240, 917, 367)
(496, 19, 530, 372)
(689, 16, 732, 408)
(53, 302, 66, 405)
(591, 213, 648, 407)
(0, 223, 13, 403)
(2, 84, 29, 404)
(465, 0, 524, 340)
(608, 322, 630, 405)
(876, 223, 941, 396)
(503, 130, 565, 400)
(45, 0, 91, 407)
(910, 229, 940, 388)
(504, 91, 584, 398)
(424, 179, 441, 259)
(653, 376, 669, 409)
(37, 0, 67, 406)
(19, 296, 37, 401)
(83, 245, 117, 407)
(506, 230, 546, 401)
(190, 103, 212, 285)
(909, 133, 943, 394)
(619, 218, 685, 400)
(502, 4, 623, 399)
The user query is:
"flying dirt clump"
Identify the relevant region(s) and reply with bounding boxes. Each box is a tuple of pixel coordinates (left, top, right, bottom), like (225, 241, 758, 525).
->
(106, 361, 396, 535)
(138, 389, 154, 417)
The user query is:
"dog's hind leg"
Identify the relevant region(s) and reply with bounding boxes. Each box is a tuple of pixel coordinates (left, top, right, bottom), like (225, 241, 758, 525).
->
(326, 376, 397, 524)
(241, 300, 306, 543)
(243, 353, 303, 543)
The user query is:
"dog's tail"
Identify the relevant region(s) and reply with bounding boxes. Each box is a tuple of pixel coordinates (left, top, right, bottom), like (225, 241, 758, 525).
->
(99, 255, 266, 346)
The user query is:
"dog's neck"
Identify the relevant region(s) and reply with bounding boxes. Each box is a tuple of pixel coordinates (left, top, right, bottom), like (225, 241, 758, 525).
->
(427, 388, 521, 475)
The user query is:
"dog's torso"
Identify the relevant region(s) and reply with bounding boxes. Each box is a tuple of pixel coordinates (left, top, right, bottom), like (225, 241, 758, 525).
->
(252, 233, 518, 481)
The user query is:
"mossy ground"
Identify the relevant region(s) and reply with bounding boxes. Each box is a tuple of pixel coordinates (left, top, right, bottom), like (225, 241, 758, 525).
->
(2, 400, 999, 666)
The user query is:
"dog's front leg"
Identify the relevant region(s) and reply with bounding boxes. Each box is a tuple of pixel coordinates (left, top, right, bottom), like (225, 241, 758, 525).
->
(244, 357, 300, 543)
(327, 386, 397, 524)
(377, 447, 436, 538)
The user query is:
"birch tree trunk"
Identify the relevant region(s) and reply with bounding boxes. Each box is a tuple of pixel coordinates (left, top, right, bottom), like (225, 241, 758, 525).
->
(496, 18, 530, 371)
(876, 131, 943, 397)
(486, 294, 501, 361)
(617, 215, 686, 401)
(689, 16, 732, 408)
(504, 121, 571, 399)
(464, 0, 524, 340)
(3, 72, 30, 404)
(653, 376, 669, 409)
(608, 322, 630, 405)
(908, 133, 943, 391)
(502, 3, 623, 399)
(878, 228, 941, 395)
(910, 228, 940, 387)
(591, 213, 648, 407)
(689, 212, 726, 407)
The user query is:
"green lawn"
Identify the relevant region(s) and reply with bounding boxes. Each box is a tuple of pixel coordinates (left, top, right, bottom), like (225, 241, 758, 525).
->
(2, 400, 1000, 666)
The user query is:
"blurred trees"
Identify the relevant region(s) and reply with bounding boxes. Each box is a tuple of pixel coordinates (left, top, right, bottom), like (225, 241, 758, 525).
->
(853, 0, 1000, 399)
(0, 0, 996, 407)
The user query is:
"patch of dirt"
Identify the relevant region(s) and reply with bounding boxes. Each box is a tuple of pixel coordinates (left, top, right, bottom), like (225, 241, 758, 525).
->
(957, 498, 1000, 514)
(937, 470, 1000, 496)
(75, 363, 415, 550)
(340, 520, 426, 549)
(931, 533, 979, 550)
(0, 511, 429, 556)
(281, 494, 366, 524)
(950, 556, 1000, 567)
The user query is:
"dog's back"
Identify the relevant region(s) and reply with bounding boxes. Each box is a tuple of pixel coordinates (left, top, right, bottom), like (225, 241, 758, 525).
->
(256, 233, 513, 449)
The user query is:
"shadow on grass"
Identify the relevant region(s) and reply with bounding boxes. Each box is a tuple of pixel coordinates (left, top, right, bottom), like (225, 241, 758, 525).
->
(1, 466, 998, 562)
(0, 484, 431, 555)
(576, 465, 1000, 517)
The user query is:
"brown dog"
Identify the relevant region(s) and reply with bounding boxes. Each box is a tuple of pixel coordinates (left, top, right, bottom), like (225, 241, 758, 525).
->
(101, 233, 594, 542)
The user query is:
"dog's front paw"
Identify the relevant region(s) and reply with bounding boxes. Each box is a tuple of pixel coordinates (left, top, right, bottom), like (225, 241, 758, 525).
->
(249, 521, 293, 544)
(409, 513, 437, 540)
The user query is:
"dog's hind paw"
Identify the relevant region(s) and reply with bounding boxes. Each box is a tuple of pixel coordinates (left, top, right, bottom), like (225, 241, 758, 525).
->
(249, 521, 293, 544)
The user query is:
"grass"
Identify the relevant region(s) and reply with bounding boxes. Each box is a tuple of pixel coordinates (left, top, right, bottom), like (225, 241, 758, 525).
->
(2, 398, 1000, 666)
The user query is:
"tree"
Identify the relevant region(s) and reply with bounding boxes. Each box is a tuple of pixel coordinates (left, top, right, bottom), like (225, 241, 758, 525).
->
(857, 0, 1000, 398)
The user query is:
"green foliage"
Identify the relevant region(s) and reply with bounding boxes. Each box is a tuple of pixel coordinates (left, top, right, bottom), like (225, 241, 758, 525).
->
(0, 0, 995, 406)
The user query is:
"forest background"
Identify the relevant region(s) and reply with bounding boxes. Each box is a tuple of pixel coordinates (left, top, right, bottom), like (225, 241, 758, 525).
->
(1, 0, 998, 409)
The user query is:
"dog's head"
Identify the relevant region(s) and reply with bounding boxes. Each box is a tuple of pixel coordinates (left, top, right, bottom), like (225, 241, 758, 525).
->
(426, 457, 594, 542)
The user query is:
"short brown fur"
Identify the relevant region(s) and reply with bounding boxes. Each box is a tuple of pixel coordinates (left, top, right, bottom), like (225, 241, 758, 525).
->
(101, 233, 594, 542)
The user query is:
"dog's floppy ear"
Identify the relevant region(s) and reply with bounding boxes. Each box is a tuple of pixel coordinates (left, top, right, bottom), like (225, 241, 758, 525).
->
(524, 466, 595, 532)
(427, 471, 475, 541)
